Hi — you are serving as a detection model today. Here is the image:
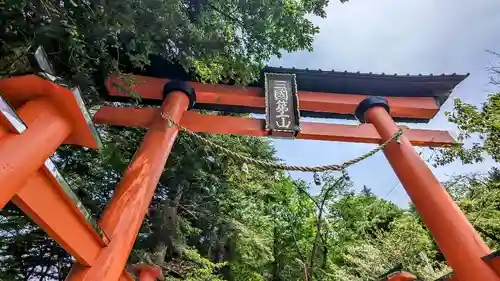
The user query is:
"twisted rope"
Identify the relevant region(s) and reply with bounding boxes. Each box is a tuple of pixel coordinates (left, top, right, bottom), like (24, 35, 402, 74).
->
(161, 112, 403, 172)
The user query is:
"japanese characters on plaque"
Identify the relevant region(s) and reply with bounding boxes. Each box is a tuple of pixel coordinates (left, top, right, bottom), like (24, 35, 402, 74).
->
(264, 73, 300, 138)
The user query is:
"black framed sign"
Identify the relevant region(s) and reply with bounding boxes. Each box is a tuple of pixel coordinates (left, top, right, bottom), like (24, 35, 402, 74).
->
(264, 73, 301, 138)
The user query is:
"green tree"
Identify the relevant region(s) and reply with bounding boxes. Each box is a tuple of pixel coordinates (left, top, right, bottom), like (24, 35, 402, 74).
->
(1, 0, 347, 94)
(443, 169, 500, 249)
(0, 205, 74, 280)
(333, 214, 450, 281)
(435, 52, 500, 166)
(434, 94, 500, 165)
(269, 178, 317, 281)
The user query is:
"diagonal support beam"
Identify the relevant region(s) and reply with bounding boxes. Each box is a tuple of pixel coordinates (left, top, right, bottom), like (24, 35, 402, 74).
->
(12, 166, 135, 280)
(94, 106, 456, 147)
(12, 169, 108, 266)
(106, 75, 440, 121)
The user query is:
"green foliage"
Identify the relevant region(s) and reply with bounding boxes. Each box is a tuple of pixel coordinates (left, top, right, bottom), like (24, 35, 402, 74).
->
(435, 53, 500, 165)
(0, 206, 73, 280)
(174, 248, 226, 281)
(0, 0, 338, 91)
(333, 214, 450, 281)
(444, 169, 500, 250)
(435, 94, 500, 165)
(328, 191, 403, 244)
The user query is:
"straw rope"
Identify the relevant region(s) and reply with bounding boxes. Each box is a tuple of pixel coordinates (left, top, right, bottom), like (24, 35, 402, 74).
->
(161, 112, 403, 172)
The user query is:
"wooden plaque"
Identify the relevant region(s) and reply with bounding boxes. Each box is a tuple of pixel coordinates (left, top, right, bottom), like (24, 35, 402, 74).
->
(264, 73, 300, 137)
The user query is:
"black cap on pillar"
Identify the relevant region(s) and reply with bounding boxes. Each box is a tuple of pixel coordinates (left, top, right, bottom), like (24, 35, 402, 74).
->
(163, 80, 197, 110)
(354, 96, 390, 122)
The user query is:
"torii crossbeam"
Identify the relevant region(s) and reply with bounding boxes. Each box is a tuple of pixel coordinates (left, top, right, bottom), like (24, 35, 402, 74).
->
(1, 61, 500, 281)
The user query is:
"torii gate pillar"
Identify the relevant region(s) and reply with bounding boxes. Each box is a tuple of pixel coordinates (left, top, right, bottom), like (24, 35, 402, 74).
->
(356, 97, 500, 281)
(66, 83, 194, 281)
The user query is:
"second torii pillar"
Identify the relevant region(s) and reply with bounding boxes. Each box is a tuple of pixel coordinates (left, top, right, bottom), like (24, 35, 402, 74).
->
(67, 82, 195, 281)
(355, 96, 500, 281)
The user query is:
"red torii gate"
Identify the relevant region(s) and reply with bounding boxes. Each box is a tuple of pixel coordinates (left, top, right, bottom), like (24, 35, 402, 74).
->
(0, 55, 499, 281)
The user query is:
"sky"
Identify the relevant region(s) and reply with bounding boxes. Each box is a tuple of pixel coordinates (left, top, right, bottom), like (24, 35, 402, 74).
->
(270, 0, 500, 206)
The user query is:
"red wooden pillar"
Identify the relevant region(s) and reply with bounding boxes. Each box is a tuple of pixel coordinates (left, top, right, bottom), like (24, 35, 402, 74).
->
(67, 82, 195, 281)
(355, 97, 500, 281)
(386, 272, 416, 281)
(133, 264, 164, 281)
(0, 98, 71, 208)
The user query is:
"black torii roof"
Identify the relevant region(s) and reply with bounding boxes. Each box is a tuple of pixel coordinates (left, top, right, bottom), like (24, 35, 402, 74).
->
(252, 66, 467, 123)
(261, 66, 469, 107)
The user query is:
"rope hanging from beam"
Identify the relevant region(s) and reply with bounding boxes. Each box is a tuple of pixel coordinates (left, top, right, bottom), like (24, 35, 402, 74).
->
(161, 112, 403, 172)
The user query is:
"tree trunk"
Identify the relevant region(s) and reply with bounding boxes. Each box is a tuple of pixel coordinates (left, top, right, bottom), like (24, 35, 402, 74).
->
(309, 177, 343, 281)
(149, 188, 184, 265)
(272, 226, 281, 281)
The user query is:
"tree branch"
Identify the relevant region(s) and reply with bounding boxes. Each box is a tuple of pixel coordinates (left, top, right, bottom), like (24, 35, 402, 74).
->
(475, 225, 500, 243)
(206, 3, 245, 27)
(308, 176, 344, 280)
(291, 231, 307, 263)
